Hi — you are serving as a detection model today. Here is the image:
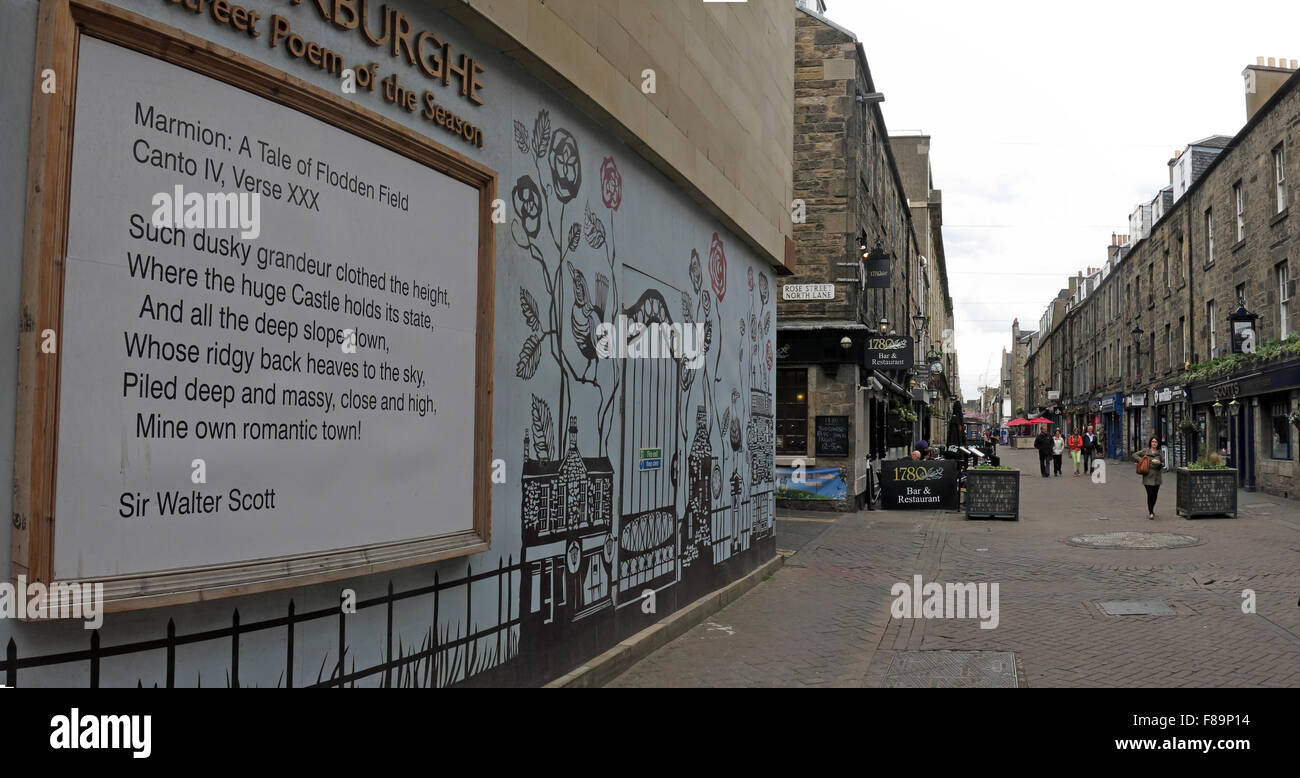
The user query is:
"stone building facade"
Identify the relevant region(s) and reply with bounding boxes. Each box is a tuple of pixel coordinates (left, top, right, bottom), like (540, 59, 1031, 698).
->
(1021, 60, 1300, 498)
(775, 4, 956, 511)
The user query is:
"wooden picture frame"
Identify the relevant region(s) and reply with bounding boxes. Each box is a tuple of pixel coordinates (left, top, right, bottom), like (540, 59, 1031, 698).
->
(12, 0, 496, 613)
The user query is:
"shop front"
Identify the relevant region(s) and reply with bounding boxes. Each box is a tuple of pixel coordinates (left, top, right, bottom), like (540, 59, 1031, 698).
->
(1099, 393, 1123, 459)
(1124, 391, 1148, 456)
(1152, 385, 1188, 467)
(1187, 358, 1300, 497)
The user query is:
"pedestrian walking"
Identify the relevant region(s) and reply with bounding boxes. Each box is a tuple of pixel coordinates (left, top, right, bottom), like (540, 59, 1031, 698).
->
(1067, 430, 1084, 475)
(1051, 429, 1066, 476)
(1034, 429, 1052, 477)
(1083, 425, 1098, 474)
(1132, 436, 1165, 519)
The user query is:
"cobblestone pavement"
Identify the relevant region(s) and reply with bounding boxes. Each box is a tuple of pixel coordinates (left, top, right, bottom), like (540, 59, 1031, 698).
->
(608, 448, 1300, 687)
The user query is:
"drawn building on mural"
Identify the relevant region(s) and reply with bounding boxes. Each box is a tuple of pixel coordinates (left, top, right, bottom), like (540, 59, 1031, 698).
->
(748, 387, 775, 540)
(686, 405, 715, 565)
(521, 417, 615, 633)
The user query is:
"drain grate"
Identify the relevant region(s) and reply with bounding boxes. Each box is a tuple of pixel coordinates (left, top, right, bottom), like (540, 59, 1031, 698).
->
(1098, 600, 1175, 615)
(882, 650, 1018, 688)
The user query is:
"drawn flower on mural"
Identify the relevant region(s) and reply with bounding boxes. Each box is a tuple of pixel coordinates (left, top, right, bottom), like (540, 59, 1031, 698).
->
(766, 340, 774, 372)
(708, 232, 727, 302)
(689, 249, 703, 293)
(750, 312, 758, 343)
(748, 266, 754, 292)
(701, 289, 711, 319)
(512, 175, 542, 238)
(739, 317, 746, 339)
(548, 129, 582, 203)
(758, 271, 769, 305)
(600, 156, 622, 211)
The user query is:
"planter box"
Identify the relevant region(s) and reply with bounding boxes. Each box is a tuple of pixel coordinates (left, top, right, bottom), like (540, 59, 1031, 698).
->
(965, 469, 1020, 520)
(1175, 468, 1238, 518)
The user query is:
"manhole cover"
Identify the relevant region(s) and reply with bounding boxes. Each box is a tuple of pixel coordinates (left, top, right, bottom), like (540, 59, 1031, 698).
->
(882, 651, 1018, 688)
(1099, 600, 1176, 615)
(1066, 531, 1201, 549)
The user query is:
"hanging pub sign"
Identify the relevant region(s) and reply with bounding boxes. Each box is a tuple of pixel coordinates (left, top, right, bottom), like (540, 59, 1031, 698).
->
(1229, 303, 1259, 354)
(864, 245, 891, 288)
(864, 335, 914, 370)
(880, 459, 959, 510)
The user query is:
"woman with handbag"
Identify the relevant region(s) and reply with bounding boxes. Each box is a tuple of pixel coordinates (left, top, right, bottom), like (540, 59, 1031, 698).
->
(1131, 436, 1164, 519)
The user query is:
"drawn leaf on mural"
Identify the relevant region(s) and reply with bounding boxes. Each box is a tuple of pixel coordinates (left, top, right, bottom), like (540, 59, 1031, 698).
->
(529, 243, 545, 267)
(531, 394, 554, 461)
(703, 319, 713, 355)
(513, 120, 530, 155)
(681, 292, 692, 324)
(720, 407, 731, 442)
(701, 290, 712, 318)
(517, 334, 543, 379)
(584, 204, 607, 250)
(764, 311, 771, 334)
(567, 222, 581, 252)
(532, 109, 551, 159)
(595, 273, 609, 316)
(520, 288, 541, 332)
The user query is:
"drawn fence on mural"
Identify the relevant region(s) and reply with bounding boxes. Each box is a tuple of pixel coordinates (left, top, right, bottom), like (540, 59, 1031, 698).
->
(1, 558, 522, 688)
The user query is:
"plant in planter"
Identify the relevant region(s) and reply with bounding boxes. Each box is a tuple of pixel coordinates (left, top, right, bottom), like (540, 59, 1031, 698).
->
(965, 463, 1020, 520)
(1288, 409, 1300, 428)
(1177, 452, 1236, 518)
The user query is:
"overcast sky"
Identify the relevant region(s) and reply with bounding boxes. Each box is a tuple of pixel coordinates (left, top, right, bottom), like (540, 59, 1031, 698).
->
(822, 0, 1300, 402)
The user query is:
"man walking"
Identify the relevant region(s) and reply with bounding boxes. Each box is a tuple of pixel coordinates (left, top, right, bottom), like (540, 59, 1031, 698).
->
(1083, 424, 1098, 475)
(1034, 428, 1052, 477)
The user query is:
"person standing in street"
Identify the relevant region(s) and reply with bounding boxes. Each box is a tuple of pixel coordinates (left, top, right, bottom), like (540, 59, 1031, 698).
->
(1082, 425, 1098, 475)
(1051, 429, 1066, 476)
(1034, 428, 1052, 477)
(1132, 436, 1165, 519)
(1067, 429, 1084, 475)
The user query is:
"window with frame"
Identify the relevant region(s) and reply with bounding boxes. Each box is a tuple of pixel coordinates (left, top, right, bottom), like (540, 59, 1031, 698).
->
(1177, 236, 1185, 284)
(1279, 262, 1291, 339)
(1205, 208, 1214, 264)
(1274, 143, 1288, 214)
(1207, 299, 1216, 356)
(1170, 322, 1180, 372)
(1163, 248, 1170, 291)
(1269, 400, 1291, 460)
(1180, 316, 1187, 367)
(1235, 181, 1245, 242)
(776, 368, 809, 455)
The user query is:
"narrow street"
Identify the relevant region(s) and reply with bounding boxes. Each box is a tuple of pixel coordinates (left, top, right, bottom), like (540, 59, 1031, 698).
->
(610, 447, 1300, 687)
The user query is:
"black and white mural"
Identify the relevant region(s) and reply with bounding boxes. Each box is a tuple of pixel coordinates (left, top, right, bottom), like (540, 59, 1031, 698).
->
(508, 107, 775, 679)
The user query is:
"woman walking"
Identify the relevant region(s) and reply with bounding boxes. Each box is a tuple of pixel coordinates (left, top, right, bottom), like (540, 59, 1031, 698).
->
(1067, 429, 1084, 476)
(1051, 430, 1066, 476)
(1131, 436, 1164, 519)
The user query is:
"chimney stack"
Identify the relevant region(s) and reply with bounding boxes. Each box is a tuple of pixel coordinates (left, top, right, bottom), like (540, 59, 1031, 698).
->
(1244, 56, 1298, 121)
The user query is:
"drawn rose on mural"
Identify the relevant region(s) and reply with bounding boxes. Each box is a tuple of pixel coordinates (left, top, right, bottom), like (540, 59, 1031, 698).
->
(512, 175, 542, 238)
(548, 129, 582, 203)
(689, 249, 703, 293)
(709, 232, 726, 302)
(600, 156, 622, 211)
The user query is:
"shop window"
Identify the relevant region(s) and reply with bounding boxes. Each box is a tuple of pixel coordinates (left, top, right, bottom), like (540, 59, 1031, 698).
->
(776, 368, 808, 455)
(1269, 401, 1291, 460)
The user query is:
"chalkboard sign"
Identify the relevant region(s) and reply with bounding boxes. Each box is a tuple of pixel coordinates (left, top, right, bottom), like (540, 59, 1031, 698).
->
(880, 459, 958, 510)
(815, 415, 850, 457)
(965, 469, 1020, 519)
